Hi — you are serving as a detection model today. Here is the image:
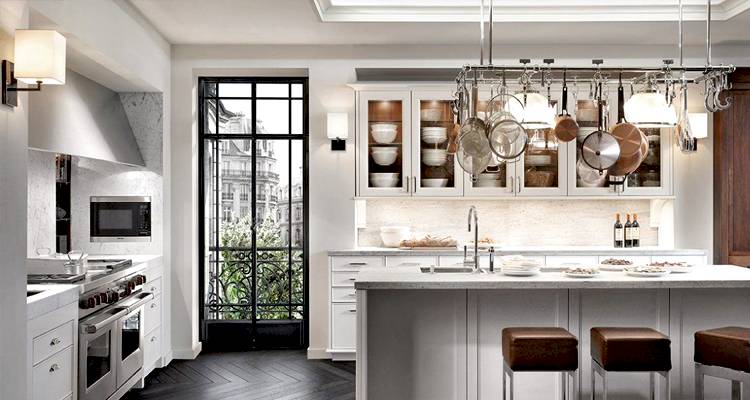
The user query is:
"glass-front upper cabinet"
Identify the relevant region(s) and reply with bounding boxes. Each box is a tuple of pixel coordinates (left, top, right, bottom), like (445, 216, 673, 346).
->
(517, 128, 567, 196)
(357, 91, 411, 197)
(411, 91, 464, 196)
(621, 128, 672, 196)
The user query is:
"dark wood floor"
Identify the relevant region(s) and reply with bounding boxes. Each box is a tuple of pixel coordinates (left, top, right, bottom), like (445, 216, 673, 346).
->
(123, 350, 355, 400)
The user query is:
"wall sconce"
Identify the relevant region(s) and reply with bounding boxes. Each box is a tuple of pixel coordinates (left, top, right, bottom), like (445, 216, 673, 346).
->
(2, 30, 66, 107)
(327, 112, 348, 151)
(687, 113, 708, 139)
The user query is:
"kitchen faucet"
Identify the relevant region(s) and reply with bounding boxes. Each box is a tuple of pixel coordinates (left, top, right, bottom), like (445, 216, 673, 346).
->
(465, 206, 480, 273)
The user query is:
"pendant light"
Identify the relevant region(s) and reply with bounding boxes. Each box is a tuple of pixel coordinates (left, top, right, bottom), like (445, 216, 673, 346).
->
(624, 76, 678, 128)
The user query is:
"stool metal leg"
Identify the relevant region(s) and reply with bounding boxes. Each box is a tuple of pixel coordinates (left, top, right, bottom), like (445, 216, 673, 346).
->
(650, 372, 656, 400)
(591, 359, 596, 400)
(663, 371, 671, 400)
(503, 362, 514, 400)
(731, 380, 742, 400)
(561, 371, 568, 400)
(695, 363, 704, 400)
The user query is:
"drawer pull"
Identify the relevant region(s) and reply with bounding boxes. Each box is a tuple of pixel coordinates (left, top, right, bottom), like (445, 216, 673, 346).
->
(151, 336, 157, 342)
(151, 303, 157, 309)
(150, 287, 157, 292)
(348, 309, 357, 313)
(50, 337, 61, 346)
(348, 262, 367, 266)
(348, 278, 356, 281)
(347, 293, 357, 297)
(49, 364, 59, 373)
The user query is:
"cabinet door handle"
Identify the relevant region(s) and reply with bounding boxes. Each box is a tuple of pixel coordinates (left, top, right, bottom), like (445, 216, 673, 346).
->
(347, 293, 357, 297)
(405, 176, 410, 193)
(151, 303, 157, 309)
(150, 286, 158, 292)
(516, 176, 521, 193)
(151, 336, 157, 342)
(413, 176, 417, 193)
(348, 278, 357, 281)
(348, 309, 357, 313)
(49, 364, 59, 373)
(348, 262, 367, 266)
(50, 337, 61, 346)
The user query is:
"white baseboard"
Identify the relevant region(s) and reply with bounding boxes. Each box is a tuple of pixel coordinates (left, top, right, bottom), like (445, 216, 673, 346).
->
(172, 342, 202, 359)
(307, 347, 330, 359)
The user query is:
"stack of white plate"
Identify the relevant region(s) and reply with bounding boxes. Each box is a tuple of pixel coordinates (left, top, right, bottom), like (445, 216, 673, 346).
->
(370, 146, 399, 166)
(422, 149, 447, 166)
(500, 255, 542, 276)
(369, 172, 400, 187)
(371, 123, 398, 144)
(475, 172, 503, 188)
(421, 127, 448, 144)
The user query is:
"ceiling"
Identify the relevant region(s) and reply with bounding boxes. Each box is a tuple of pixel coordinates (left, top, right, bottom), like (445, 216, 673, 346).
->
(128, 0, 750, 47)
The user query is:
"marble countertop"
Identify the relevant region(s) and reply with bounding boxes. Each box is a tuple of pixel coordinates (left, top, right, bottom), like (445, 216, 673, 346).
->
(330, 246, 707, 257)
(26, 284, 79, 320)
(354, 265, 750, 290)
(26, 254, 162, 319)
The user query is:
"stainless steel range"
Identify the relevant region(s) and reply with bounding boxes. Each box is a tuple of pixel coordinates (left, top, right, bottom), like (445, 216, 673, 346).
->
(76, 263, 152, 400)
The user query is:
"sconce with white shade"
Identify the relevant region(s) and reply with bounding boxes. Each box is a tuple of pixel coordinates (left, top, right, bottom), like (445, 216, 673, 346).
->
(687, 113, 708, 139)
(2, 30, 66, 107)
(327, 112, 348, 151)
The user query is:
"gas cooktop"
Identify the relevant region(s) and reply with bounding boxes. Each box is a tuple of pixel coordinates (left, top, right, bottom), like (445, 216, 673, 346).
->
(27, 258, 133, 284)
(28, 273, 86, 284)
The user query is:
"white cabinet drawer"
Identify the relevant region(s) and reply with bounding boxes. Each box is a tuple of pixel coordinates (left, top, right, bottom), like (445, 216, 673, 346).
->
(332, 304, 357, 349)
(145, 294, 162, 334)
(144, 276, 162, 295)
(33, 320, 74, 366)
(332, 287, 357, 303)
(651, 255, 707, 265)
(331, 256, 384, 271)
(332, 271, 359, 287)
(144, 326, 161, 369)
(386, 256, 438, 267)
(32, 345, 73, 400)
(596, 255, 651, 265)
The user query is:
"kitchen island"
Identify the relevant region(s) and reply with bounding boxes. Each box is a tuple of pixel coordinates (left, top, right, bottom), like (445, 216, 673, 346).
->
(354, 265, 750, 400)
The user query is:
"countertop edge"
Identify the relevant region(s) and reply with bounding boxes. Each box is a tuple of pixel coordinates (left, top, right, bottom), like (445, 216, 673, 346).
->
(329, 248, 708, 256)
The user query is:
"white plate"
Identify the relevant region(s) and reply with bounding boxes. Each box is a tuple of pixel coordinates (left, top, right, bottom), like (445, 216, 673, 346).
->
(668, 266, 693, 274)
(564, 271, 599, 279)
(624, 269, 671, 278)
(502, 269, 540, 277)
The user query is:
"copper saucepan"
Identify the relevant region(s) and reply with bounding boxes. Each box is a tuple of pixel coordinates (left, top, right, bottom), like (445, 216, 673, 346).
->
(608, 75, 648, 176)
(553, 72, 579, 142)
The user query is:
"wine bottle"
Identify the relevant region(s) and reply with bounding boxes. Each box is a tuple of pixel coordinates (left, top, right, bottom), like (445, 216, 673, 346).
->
(632, 214, 641, 247)
(624, 214, 633, 248)
(614, 213, 624, 248)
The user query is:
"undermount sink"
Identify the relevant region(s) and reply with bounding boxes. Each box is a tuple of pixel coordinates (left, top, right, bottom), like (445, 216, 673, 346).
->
(27, 290, 43, 297)
(420, 266, 481, 274)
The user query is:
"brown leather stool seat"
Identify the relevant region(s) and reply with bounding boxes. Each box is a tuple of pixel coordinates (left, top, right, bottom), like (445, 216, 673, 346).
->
(591, 327, 672, 372)
(502, 327, 578, 371)
(695, 326, 750, 373)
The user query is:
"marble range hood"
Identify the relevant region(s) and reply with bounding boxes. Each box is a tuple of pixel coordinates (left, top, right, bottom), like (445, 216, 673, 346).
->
(28, 69, 144, 167)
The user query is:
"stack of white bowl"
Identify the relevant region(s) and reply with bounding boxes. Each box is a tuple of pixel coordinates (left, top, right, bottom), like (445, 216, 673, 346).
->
(371, 123, 398, 144)
(379, 226, 411, 248)
(421, 178, 448, 188)
(370, 146, 399, 166)
(369, 172, 399, 188)
(421, 148, 447, 166)
(421, 127, 447, 144)
(475, 172, 503, 187)
(500, 255, 542, 276)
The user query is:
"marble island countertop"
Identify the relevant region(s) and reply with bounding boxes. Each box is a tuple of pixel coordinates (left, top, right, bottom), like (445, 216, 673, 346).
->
(354, 265, 750, 290)
(330, 246, 707, 257)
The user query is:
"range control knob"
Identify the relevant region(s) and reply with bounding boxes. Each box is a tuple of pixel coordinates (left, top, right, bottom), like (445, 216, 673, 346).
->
(80, 297, 96, 309)
(99, 292, 108, 304)
(93, 295, 101, 306)
(127, 281, 136, 291)
(135, 275, 145, 286)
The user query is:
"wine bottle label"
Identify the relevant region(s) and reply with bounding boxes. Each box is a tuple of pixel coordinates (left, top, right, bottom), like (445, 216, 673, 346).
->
(615, 228, 624, 241)
(632, 228, 640, 240)
(625, 227, 632, 239)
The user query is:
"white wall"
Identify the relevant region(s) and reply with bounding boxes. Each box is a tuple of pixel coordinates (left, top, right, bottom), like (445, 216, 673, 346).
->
(171, 43, 750, 359)
(0, 3, 29, 399)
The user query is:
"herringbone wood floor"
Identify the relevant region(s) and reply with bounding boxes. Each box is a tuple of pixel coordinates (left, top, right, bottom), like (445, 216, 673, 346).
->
(123, 350, 355, 400)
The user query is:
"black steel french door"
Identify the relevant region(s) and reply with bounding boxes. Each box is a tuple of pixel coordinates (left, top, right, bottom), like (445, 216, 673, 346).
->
(198, 77, 309, 349)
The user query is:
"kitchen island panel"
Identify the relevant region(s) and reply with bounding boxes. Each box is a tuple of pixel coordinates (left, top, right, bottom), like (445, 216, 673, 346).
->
(364, 289, 467, 400)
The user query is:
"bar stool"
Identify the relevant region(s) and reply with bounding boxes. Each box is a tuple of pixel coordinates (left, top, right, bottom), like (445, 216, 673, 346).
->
(590, 327, 671, 400)
(694, 326, 750, 400)
(502, 327, 579, 400)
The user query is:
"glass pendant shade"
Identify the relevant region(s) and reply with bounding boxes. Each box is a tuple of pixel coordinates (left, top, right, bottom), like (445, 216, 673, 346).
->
(517, 91, 555, 129)
(624, 90, 677, 128)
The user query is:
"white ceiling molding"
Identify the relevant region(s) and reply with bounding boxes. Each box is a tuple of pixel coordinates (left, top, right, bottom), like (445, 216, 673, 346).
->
(313, 0, 750, 22)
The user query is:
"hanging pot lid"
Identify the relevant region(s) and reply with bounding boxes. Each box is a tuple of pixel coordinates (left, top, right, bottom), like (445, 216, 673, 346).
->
(581, 131, 621, 171)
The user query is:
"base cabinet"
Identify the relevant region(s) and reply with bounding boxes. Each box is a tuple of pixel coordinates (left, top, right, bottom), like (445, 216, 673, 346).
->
(27, 302, 77, 400)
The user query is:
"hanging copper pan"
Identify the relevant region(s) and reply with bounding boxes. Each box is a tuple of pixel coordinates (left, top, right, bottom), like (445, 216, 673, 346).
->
(553, 71, 579, 142)
(608, 74, 648, 176)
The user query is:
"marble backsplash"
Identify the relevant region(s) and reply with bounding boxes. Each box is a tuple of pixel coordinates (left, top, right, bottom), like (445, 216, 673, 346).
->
(358, 199, 660, 247)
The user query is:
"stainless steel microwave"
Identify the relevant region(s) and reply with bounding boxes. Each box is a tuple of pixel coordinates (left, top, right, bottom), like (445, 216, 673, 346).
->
(90, 196, 151, 242)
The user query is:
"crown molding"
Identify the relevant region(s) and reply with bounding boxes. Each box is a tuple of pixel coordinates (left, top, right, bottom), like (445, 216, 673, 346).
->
(313, 0, 750, 22)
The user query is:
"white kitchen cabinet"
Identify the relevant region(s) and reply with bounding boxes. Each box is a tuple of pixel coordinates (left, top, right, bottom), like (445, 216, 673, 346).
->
(411, 90, 464, 197)
(332, 304, 358, 350)
(32, 346, 74, 400)
(142, 265, 165, 377)
(27, 302, 77, 400)
(357, 90, 412, 197)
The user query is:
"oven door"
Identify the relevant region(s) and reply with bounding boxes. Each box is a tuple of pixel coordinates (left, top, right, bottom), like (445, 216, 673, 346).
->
(116, 293, 154, 387)
(90, 196, 151, 242)
(79, 307, 128, 400)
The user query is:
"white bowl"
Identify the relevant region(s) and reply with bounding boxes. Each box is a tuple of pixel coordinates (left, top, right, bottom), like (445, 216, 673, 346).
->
(370, 172, 399, 179)
(475, 180, 504, 188)
(371, 128, 397, 144)
(370, 147, 399, 166)
(421, 149, 447, 166)
(421, 178, 449, 188)
(379, 226, 411, 247)
(477, 172, 501, 181)
(371, 122, 398, 131)
(370, 177, 399, 188)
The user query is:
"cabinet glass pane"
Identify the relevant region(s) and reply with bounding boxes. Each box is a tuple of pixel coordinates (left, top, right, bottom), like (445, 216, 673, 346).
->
(418, 100, 456, 189)
(367, 100, 403, 189)
(524, 129, 559, 188)
(627, 128, 662, 188)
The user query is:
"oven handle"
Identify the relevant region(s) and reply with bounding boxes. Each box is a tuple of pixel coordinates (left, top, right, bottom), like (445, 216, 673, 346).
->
(80, 308, 129, 334)
(120, 292, 154, 313)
